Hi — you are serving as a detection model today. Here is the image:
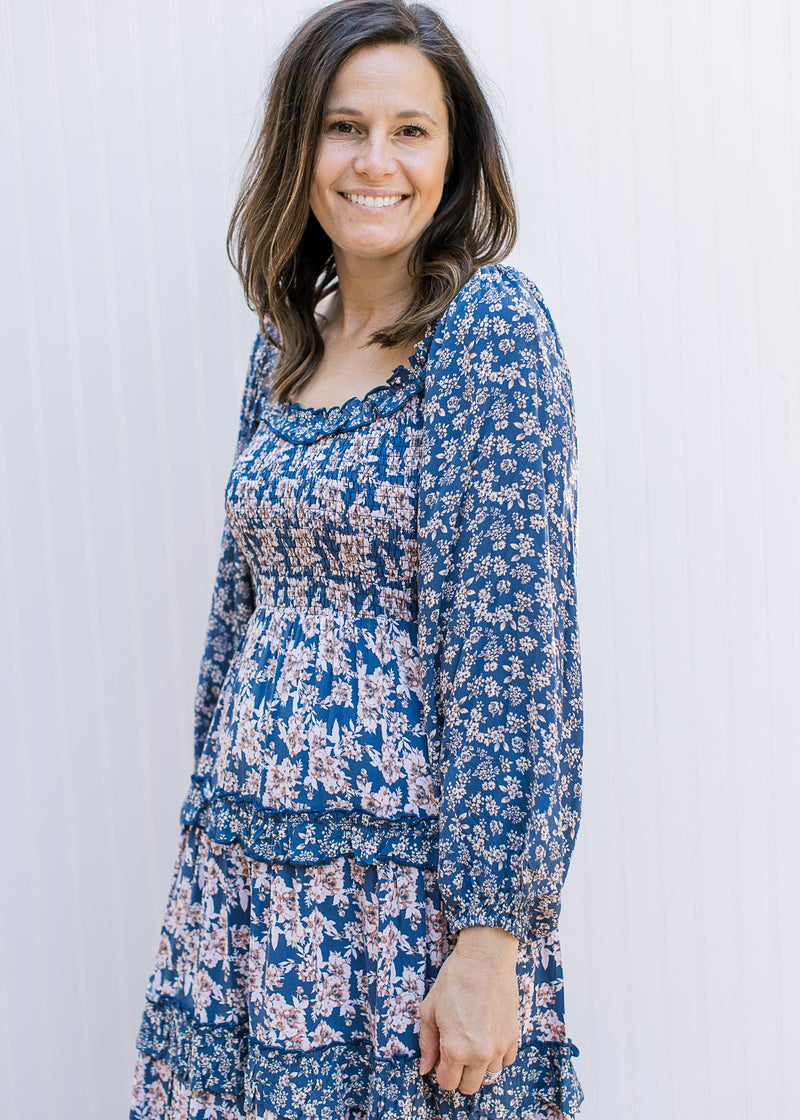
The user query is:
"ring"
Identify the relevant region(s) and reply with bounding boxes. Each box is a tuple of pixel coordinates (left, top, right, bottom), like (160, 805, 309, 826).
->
(482, 1068, 502, 1085)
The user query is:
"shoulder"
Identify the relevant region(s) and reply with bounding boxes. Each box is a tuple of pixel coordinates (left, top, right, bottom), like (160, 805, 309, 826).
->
(250, 321, 280, 371)
(428, 263, 570, 400)
(431, 263, 566, 374)
(247, 321, 282, 396)
(443, 263, 550, 329)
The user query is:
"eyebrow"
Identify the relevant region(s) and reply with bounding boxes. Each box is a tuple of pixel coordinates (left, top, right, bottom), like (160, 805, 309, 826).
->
(325, 106, 439, 125)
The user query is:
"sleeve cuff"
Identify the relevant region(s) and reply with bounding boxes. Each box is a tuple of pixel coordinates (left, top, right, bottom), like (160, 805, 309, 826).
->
(443, 893, 562, 945)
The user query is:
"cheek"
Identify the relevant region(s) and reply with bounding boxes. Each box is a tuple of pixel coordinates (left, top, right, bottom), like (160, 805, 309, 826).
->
(311, 145, 337, 192)
(414, 151, 450, 195)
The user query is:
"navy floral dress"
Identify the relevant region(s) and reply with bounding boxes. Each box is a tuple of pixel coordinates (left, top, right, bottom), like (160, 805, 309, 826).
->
(129, 264, 584, 1120)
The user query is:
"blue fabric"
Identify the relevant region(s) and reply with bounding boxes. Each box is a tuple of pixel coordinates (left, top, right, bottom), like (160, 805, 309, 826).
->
(132, 262, 584, 1119)
(194, 263, 583, 943)
(415, 265, 583, 944)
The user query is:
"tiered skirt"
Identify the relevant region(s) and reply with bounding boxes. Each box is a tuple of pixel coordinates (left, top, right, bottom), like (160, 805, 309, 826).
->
(129, 824, 583, 1119)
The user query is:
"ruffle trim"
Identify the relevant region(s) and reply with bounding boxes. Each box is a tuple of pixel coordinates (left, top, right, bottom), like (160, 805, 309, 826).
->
(258, 332, 431, 444)
(136, 997, 583, 1120)
(180, 784, 439, 869)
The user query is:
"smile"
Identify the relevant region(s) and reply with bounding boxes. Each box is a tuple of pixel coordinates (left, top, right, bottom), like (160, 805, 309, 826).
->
(339, 192, 409, 209)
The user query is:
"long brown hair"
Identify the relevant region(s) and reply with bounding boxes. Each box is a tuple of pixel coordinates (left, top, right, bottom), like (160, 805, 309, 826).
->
(227, 0, 517, 403)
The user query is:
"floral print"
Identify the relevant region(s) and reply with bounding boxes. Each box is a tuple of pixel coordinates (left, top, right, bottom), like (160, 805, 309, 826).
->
(131, 263, 583, 1119)
(415, 266, 583, 945)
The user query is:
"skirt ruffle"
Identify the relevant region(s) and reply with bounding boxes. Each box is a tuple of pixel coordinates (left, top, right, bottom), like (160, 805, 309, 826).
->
(131, 1037, 582, 1120)
(130, 825, 582, 1119)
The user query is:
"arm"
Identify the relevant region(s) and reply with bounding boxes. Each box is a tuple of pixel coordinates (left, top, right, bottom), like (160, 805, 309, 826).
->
(416, 267, 583, 1090)
(192, 332, 273, 765)
(418, 265, 583, 943)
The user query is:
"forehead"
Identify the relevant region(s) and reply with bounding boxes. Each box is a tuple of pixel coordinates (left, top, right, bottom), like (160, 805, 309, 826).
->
(327, 43, 447, 109)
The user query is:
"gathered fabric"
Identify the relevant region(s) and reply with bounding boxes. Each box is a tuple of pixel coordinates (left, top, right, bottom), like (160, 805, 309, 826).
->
(130, 263, 584, 1119)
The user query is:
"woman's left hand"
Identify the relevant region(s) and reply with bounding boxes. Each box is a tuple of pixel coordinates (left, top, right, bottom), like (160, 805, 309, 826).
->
(417, 925, 521, 1095)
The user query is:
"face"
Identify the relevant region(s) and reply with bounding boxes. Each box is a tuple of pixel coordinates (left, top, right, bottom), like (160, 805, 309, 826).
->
(309, 43, 451, 271)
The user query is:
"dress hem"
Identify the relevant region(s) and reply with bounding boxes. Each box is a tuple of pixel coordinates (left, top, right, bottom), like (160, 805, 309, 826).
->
(134, 996, 583, 1120)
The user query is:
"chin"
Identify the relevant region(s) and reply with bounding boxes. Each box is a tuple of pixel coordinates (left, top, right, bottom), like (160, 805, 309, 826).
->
(340, 239, 406, 259)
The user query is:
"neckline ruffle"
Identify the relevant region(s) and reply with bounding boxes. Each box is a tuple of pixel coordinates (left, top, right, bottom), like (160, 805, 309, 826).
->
(259, 323, 434, 444)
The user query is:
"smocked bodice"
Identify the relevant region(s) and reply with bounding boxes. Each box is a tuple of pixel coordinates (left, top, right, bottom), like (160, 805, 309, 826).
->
(180, 359, 440, 868)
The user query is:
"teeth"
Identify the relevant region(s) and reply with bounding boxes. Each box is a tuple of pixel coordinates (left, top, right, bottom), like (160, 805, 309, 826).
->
(342, 193, 405, 208)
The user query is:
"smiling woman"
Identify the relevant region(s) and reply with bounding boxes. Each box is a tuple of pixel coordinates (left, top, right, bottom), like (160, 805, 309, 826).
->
(224, 0, 516, 407)
(300, 43, 453, 408)
(309, 44, 451, 263)
(128, 3, 584, 1119)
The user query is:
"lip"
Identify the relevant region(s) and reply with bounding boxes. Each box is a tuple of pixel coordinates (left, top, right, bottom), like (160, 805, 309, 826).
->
(338, 191, 410, 211)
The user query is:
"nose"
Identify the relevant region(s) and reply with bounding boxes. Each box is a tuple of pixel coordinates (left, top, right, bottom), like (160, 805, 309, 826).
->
(352, 131, 397, 179)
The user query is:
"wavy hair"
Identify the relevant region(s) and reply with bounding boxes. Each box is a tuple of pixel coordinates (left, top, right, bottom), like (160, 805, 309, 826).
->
(227, 0, 517, 403)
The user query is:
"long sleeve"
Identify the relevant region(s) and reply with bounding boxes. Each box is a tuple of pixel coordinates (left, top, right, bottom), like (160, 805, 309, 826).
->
(416, 265, 583, 944)
(192, 332, 273, 765)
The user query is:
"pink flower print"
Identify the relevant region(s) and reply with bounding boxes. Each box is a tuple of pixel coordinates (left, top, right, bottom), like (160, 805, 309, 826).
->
(230, 924, 250, 956)
(385, 966, 425, 1035)
(329, 677, 352, 705)
(312, 475, 346, 518)
(318, 621, 351, 676)
(271, 878, 300, 928)
(144, 1072, 168, 1115)
(247, 941, 268, 991)
(546, 933, 563, 966)
(306, 861, 347, 905)
(337, 530, 373, 582)
(364, 622, 394, 666)
(376, 926, 403, 983)
(241, 768, 262, 798)
(534, 1007, 567, 1042)
(314, 951, 352, 1017)
(198, 924, 227, 970)
(380, 869, 423, 922)
(358, 781, 402, 818)
(191, 969, 223, 1020)
(381, 480, 415, 529)
(346, 496, 376, 538)
(261, 961, 284, 991)
(306, 742, 347, 795)
(152, 931, 173, 973)
(262, 992, 309, 1047)
(281, 711, 307, 758)
(236, 713, 263, 768)
(535, 981, 557, 1007)
(383, 1033, 416, 1058)
(235, 474, 260, 515)
(262, 755, 302, 808)
(358, 897, 381, 961)
(303, 907, 337, 950)
(396, 651, 423, 697)
(308, 1018, 346, 1047)
(275, 640, 315, 701)
(404, 773, 437, 816)
(376, 738, 404, 785)
(339, 723, 365, 762)
(289, 525, 319, 572)
(356, 663, 392, 731)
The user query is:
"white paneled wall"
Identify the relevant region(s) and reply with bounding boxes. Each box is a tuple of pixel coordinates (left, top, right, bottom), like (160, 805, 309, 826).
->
(1, 1, 797, 1117)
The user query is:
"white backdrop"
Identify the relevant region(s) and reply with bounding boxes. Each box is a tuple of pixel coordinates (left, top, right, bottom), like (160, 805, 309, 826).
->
(1, 1, 798, 1118)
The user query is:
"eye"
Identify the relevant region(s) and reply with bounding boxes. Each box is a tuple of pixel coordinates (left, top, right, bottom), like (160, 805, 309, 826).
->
(328, 119, 356, 134)
(399, 123, 428, 137)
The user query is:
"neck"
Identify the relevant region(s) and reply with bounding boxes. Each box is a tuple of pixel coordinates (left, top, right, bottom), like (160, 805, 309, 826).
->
(328, 250, 416, 342)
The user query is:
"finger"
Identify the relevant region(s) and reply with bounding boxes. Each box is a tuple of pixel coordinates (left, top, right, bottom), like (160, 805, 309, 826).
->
(417, 1013, 440, 1077)
(457, 1062, 495, 1096)
(502, 1037, 519, 1066)
(433, 1049, 465, 1093)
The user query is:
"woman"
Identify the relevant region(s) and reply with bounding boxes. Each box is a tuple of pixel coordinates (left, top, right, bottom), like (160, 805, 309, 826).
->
(129, 2, 584, 1118)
